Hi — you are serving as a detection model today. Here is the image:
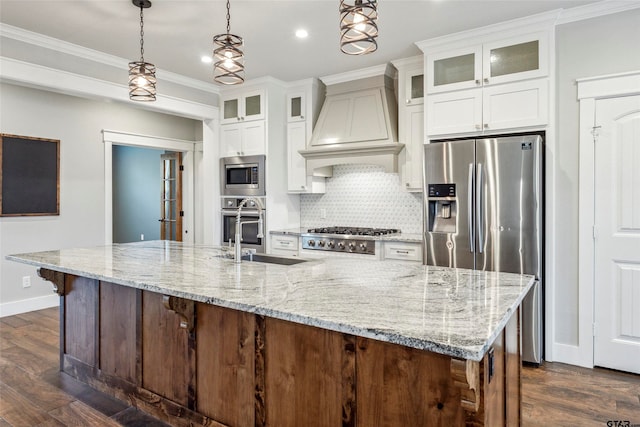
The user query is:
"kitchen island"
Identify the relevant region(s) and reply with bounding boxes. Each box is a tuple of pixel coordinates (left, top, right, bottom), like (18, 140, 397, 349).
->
(8, 241, 534, 427)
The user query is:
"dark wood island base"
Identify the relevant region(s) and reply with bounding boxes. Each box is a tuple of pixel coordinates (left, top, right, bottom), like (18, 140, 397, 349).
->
(41, 269, 521, 427)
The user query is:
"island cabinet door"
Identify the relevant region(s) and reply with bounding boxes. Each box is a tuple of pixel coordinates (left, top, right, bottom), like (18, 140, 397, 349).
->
(264, 318, 356, 427)
(141, 291, 195, 408)
(195, 303, 257, 427)
(355, 338, 465, 426)
(63, 275, 99, 368)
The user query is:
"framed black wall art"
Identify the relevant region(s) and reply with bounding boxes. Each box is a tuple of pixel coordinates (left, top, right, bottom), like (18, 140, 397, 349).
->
(0, 133, 60, 216)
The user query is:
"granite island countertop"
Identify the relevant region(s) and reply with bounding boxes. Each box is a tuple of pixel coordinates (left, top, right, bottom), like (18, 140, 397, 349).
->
(7, 240, 534, 361)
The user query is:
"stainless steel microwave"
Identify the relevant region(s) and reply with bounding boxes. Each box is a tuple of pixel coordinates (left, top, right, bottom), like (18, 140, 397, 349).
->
(220, 155, 266, 196)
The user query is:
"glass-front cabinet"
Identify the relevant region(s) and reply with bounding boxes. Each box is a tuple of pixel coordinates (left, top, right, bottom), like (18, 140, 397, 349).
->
(287, 92, 306, 122)
(426, 32, 548, 93)
(221, 89, 265, 124)
(404, 67, 424, 106)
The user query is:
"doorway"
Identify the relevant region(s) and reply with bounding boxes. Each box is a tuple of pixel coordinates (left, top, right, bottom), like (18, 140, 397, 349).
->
(592, 94, 640, 374)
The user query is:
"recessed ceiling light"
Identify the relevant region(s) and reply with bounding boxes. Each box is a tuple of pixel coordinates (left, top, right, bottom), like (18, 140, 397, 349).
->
(295, 29, 309, 39)
(201, 56, 213, 64)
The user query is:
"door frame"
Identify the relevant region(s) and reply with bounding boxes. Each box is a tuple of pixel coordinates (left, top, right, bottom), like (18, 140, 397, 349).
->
(103, 130, 196, 244)
(576, 70, 640, 368)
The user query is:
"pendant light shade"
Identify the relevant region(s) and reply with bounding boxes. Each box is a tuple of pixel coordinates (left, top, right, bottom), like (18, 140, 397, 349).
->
(339, 0, 378, 55)
(128, 0, 156, 101)
(213, 0, 245, 85)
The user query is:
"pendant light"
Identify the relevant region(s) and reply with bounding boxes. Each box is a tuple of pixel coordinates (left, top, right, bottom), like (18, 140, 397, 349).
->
(339, 0, 378, 55)
(128, 0, 157, 101)
(213, 0, 245, 85)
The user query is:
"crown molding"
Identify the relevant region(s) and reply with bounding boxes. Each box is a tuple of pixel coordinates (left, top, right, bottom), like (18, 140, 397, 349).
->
(557, 0, 640, 25)
(0, 23, 220, 95)
(320, 63, 395, 86)
(0, 57, 218, 120)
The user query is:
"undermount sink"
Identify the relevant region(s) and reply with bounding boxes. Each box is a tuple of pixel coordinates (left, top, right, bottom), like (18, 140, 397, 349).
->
(241, 253, 308, 265)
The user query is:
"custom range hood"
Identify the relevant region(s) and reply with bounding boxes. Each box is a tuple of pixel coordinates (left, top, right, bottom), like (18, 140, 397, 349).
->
(300, 64, 403, 174)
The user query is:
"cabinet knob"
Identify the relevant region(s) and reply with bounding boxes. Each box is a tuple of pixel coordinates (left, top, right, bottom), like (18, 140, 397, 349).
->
(300, 115, 304, 119)
(475, 80, 481, 85)
(484, 124, 489, 129)
(483, 78, 489, 84)
(406, 182, 410, 187)
(475, 124, 482, 130)
(406, 99, 411, 104)
(241, 117, 245, 121)
(237, 117, 241, 121)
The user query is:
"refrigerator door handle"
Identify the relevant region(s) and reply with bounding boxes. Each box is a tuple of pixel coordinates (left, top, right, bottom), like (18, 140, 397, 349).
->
(477, 163, 484, 254)
(468, 163, 474, 253)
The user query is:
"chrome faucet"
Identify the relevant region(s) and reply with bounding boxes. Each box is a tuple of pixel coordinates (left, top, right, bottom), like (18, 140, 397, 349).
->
(234, 197, 264, 263)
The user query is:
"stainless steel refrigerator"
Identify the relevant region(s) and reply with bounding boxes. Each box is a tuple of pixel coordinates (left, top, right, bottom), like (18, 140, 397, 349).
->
(423, 134, 543, 364)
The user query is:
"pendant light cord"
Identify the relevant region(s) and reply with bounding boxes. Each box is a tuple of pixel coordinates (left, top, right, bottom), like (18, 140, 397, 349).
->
(139, 5, 145, 62)
(226, 0, 231, 34)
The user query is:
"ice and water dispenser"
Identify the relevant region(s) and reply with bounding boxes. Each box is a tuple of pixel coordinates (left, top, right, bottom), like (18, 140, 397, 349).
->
(427, 184, 457, 233)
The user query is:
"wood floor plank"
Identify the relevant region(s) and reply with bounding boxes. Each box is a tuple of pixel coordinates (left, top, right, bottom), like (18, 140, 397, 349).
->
(0, 365, 74, 412)
(111, 407, 172, 427)
(47, 400, 122, 427)
(0, 381, 55, 426)
(0, 344, 56, 376)
(0, 316, 31, 329)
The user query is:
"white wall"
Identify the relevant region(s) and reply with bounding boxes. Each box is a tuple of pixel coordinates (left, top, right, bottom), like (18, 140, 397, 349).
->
(0, 83, 198, 315)
(551, 9, 640, 356)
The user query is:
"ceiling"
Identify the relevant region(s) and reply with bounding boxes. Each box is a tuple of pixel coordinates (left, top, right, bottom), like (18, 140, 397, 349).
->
(0, 0, 598, 85)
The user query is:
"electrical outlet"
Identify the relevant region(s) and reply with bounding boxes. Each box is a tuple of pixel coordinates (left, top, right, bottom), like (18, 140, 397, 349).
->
(320, 208, 327, 219)
(22, 276, 31, 288)
(140, 234, 145, 241)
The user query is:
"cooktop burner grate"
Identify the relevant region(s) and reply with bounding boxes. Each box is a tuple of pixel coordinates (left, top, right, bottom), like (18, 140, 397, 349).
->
(306, 226, 400, 236)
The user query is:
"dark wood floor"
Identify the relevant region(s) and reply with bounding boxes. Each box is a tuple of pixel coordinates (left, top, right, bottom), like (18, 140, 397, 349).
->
(1, 308, 639, 426)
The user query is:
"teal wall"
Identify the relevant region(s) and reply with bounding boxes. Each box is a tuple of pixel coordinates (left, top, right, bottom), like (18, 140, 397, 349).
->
(112, 145, 163, 243)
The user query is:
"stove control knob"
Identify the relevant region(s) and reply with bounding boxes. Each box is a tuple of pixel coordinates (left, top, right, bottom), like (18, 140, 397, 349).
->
(318, 240, 325, 247)
(308, 239, 316, 247)
(337, 242, 345, 250)
(348, 242, 356, 251)
(226, 200, 234, 208)
(328, 241, 335, 248)
(359, 243, 367, 251)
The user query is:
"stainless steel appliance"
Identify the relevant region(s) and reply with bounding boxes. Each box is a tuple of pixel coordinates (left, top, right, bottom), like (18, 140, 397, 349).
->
(220, 155, 265, 196)
(423, 134, 544, 364)
(302, 227, 400, 256)
(222, 197, 266, 253)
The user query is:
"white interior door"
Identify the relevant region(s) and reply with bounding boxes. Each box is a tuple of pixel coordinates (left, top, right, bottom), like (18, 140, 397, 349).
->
(594, 94, 640, 374)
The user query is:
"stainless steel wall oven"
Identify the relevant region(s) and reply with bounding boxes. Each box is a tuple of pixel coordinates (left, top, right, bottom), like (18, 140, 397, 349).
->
(221, 197, 266, 253)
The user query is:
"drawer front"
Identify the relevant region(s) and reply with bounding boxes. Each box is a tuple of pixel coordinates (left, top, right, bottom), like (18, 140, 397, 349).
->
(383, 243, 423, 262)
(271, 235, 299, 252)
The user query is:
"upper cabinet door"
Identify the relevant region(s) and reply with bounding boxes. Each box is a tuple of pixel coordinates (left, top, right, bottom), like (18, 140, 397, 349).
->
(220, 89, 265, 124)
(287, 92, 306, 122)
(404, 68, 425, 106)
(482, 32, 548, 86)
(427, 45, 482, 94)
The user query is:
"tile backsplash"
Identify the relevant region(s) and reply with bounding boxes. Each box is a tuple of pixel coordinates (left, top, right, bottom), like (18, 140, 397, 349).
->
(300, 164, 423, 234)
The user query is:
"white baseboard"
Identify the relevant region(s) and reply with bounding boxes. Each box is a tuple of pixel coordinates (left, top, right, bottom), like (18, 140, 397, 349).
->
(0, 294, 59, 318)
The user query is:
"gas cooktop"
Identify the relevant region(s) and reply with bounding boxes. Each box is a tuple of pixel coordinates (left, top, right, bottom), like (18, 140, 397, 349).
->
(302, 227, 401, 255)
(306, 227, 400, 236)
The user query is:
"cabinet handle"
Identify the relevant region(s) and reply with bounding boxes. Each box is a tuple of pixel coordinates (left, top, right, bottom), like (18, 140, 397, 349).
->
(300, 115, 304, 119)
(484, 124, 489, 129)
(406, 182, 410, 187)
(237, 117, 241, 121)
(396, 250, 410, 254)
(483, 78, 489, 84)
(475, 124, 482, 130)
(241, 117, 245, 121)
(475, 80, 481, 85)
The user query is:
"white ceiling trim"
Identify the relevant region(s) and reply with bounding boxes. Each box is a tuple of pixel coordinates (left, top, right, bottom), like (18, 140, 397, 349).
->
(556, 0, 640, 24)
(102, 130, 196, 152)
(0, 56, 218, 120)
(0, 23, 220, 95)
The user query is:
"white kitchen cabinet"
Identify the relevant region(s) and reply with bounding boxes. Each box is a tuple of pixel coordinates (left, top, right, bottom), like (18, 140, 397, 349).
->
(426, 79, 548, 136)
(383, 241, 423, 263)
(221, 89, 265, 124)
(220, 120, 266, 157)
(426, 32, 548, 94)
(392, 55, 426, 192)
(286, 78, 327, 194)
(286, 92, 306, 122)
(270, 234, 299, 256)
